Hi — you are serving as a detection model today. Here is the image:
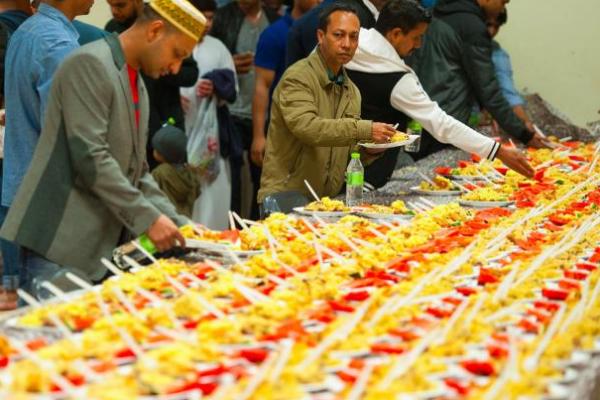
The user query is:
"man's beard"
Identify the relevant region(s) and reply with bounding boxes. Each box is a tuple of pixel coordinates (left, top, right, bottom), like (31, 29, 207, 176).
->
(122, 12, 139, 29)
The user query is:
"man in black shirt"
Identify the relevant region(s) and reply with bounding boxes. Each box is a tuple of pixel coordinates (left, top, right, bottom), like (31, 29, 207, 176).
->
(104, 0, 143, 32)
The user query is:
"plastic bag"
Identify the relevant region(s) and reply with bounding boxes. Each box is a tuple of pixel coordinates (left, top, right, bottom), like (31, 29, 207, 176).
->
(186, 97, 220, 183)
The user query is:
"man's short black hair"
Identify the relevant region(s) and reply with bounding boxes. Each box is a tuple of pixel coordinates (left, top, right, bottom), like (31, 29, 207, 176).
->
(317, 2, 359, 32)
(375, 0, 431, 36)
(190, 0, 217, 13)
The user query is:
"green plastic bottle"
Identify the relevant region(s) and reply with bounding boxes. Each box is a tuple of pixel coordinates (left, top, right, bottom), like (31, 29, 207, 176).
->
(137, 234, 157, 254)
(345, 152, 364, 206)
(405, 120, 422, 153)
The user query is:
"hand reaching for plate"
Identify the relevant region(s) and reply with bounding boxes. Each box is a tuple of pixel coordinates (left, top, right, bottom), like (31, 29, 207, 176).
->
(371, 122, 396, 143)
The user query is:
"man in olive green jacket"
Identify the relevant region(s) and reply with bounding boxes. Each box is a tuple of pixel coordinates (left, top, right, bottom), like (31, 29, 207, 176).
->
(258, 3, 396, 204)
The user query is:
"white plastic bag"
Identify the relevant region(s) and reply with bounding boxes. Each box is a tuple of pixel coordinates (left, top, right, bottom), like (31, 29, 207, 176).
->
(187, 97, 220, 183)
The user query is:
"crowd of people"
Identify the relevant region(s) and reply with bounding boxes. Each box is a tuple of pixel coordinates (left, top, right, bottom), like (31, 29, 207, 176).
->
(0, 0, 553, 308)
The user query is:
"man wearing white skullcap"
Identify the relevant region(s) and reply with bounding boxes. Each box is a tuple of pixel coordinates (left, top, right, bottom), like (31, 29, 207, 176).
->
(0, 0, 206, 296)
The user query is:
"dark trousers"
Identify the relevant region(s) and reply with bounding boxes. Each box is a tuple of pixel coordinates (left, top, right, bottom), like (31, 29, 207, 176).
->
(230, 116, 261, 220)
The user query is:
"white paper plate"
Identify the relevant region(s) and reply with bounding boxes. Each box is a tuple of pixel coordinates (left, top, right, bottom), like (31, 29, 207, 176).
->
(458, 200, 514, 208)
(447, 174, 493, 181)
(358, 135, 419, 149)
(410, 186, 462, 196)
(185, 239, 264, 257)
(354, 211, 414, 220)
(185, 239, 234, 252)
(293, 207, 351, 217)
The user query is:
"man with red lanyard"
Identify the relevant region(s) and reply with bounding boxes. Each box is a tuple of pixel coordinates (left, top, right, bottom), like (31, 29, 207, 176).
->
(1, 0, 206, 298)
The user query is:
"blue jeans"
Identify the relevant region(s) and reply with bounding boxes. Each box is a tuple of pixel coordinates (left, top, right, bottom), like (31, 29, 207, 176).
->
(19, 250, 63, 302)
(0, 160, 21, 290)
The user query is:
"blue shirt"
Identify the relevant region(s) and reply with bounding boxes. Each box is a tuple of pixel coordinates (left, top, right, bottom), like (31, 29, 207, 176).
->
(491, 40, 524, 108)
(420, 0, 437, 8)
(73, 20, 108, 45)
(285, 0, 334, 67)
(255, 12, 294, 95)
(2, 4, 79, 206)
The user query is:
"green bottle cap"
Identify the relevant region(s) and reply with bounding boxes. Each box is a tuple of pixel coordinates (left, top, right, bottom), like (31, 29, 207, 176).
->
(166, 117, 176, 126)
(408, 120, 422, 131)
(351, 152, 360, 159)
(138, 234, 157, 254)
(468, 112, 481, 127)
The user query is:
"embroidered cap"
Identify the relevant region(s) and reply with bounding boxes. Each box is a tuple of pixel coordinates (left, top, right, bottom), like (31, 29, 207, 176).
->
(149, 0, 207, 41)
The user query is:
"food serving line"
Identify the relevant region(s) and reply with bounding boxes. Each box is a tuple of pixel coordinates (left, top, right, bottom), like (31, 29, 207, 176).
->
(1, 136, 600, 399)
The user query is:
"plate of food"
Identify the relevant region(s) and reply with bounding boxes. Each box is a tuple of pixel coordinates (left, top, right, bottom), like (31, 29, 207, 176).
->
(457, 200, 514, 208)
(354, 200, 415, 220)
(358, 133, 419, 149)
(181, 226, 265, 256)
(293, 197, 352, 217)
(458, 187, 514, 208)
(410, 175, 462, 196)
(434, 163, 499, 181)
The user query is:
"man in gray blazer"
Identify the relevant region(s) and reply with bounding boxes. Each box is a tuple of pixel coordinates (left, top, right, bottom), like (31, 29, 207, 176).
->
(0, 0, 207, 299)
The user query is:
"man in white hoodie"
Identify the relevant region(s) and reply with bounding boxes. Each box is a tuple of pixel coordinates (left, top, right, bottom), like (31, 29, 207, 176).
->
(346, 0, 533, 182)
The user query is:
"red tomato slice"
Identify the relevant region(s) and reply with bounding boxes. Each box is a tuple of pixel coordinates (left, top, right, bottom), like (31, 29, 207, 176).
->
(389, 327, 421, 341)
(495, 167, 508, 175)
(370, 342, 406, 355)
(238, 348, 269, 364)
(385, 257, 411, 273)
(435, 166, 452, 176)
(549, 214, 570, 226)
(558, 279, 580, 291)
(518, 318, 540, 334)
(442, 296, 464, 306)
(534, 169, 546, 181)
(478, 269, 500, 285)
(344, 290, 370, 302)
(589, 253, 600, 263)
(426, 305, 454, 319)
(461, 360, 495, 376)
(526, 308, 552, 324)
(114, 347, 136, 359)
(328, 300, 355, 313)
(487, 343, 509, 359)
(196, 364, 227, 378)
(66, 372, 85, 386)
(456, 286, 478, 296)
(445, 377, 472, 395)
(166, 380, 219, 395)
(26, 338, 48, 352)
(337, 370, 358, 383)
(259, 282, 277, 296)
(491, 332, 510, 343)
(542, 288, 569, 301)
(349, 358, 366, 370)
(219, 230, 240, 243)
(576, 262, 598, 272)
(544, 222, 563, 232)
(72, 315, 95, 331)
(91, 360, 116, 373)
(533, 300, 560, 313)
(564, 269, 588, 281)
(193, 263, 214, 279)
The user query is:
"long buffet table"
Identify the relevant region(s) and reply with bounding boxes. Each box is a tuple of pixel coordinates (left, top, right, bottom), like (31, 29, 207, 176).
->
(1, 114, 599, 399)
